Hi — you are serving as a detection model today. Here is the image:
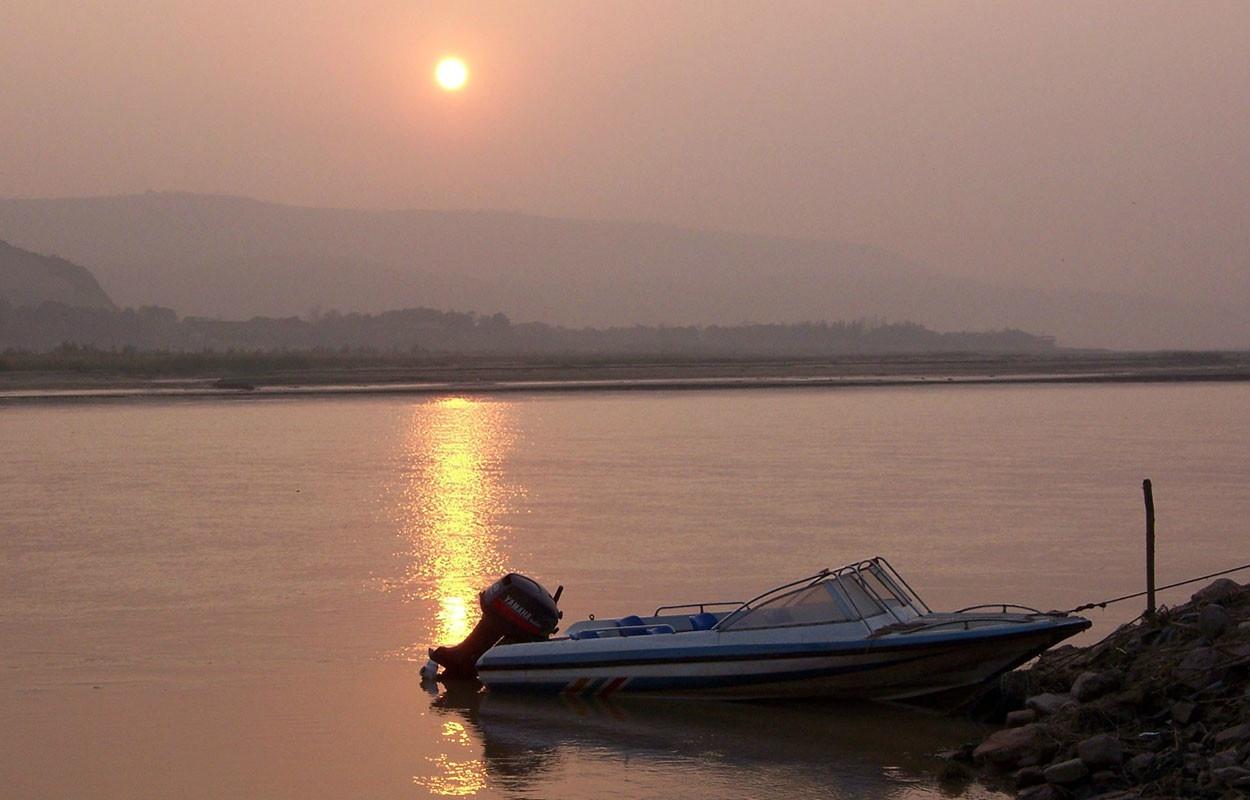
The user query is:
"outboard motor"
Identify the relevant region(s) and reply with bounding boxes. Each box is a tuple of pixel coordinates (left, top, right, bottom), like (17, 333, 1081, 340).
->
(429, 573, 562, 680)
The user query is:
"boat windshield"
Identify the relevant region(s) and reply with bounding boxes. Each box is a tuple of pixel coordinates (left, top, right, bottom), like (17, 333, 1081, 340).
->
(718, 558, 925, 631)
(719, 576, 882, 630)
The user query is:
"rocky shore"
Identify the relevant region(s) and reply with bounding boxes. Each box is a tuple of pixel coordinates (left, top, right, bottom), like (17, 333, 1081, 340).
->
(942, 578, 1250, 799)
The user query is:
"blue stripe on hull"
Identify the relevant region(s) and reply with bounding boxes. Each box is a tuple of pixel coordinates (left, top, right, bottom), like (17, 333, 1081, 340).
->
(487, 652, 935, 695)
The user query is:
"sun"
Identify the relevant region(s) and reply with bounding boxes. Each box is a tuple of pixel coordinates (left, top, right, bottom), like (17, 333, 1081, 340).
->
(435, 57, 469, 92)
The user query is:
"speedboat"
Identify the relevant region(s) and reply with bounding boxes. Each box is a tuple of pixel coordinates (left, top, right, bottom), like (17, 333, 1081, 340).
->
(427, 557, 1089, 702)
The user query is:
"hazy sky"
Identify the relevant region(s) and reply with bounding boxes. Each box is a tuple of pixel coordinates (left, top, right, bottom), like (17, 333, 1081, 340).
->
(1, 1, 1247, 306)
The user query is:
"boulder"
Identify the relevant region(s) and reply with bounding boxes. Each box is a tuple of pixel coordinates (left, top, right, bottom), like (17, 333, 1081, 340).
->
(1090, 768, 1117, 786)
(1212, 723, 1250, 746)
(1224, 642, 1250, 660)
(1210, 748, 1240, 770)
(1013, 765, 1044, 788)
(1183, 752, 1204, 775)
(1042, 757, 1089, 784)
(1171, 700, 1200, 725)
(1175, 647, 1220, 690)
(1026, 692, 1076, 716)
(1192, 578, 1242, 605)
(1071, 670, 1120, 702)
(1199, 603, 1232, 640)
(999, 668, 1040, 706)
(973, 723, 1054, 767)
(1077, 734, 1123, 767)
(1007, 709, 1038, 727)
(1212, 766, 1250, 786)
(1017, 784, 1064, 800)
(1125, 751, 1157, 782)
(936, 758, 975, 786)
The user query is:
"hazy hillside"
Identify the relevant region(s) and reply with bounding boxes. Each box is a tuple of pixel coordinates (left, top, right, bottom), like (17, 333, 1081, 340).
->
(0, 301, 1054, 355)
(0, 193, 1245, 349)
(0, 239, 115, 310)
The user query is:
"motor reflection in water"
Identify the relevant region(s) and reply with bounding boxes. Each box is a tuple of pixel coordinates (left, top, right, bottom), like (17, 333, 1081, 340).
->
(424, 684, 1003, 799)
(394, 397, 519, 649)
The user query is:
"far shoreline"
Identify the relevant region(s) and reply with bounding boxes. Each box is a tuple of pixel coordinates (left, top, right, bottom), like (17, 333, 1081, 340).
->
(3, 351, 1250, 405)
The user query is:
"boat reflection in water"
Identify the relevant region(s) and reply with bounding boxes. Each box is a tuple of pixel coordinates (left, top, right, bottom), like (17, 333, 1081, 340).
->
(394, 397, 518, 648)
(425, 684, 1001, 799)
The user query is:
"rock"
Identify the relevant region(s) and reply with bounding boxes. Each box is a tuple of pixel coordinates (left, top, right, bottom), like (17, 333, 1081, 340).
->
(1199, 603, 1232, 639)
(973, 723, 1055, 768)
(1043, 757, 1090, 784)
(1213, 723, 1250, 746)
(1225, 642, 1250, 660)
(1183, 752, 1204, 775)
(1239, 620, 1250, 631)
(1125, 751, 1157, 781)
(1014, 765, 1045, 788)
(1210, 748, 1240, 770)
(999, 668, 1040, 706)
(1192, 578, 1242, 605)
(1027, 692, 1076, 716)
(1017, 784, 1064, 800)
(1175, 647, 1220, 690)
(1171, 700, 1200, 725)
(937, 743, 976, 762)
(936, 758, 975, 786)
(1090, 768, 1117, 786)
(1212, 766, 1250, 786)
(1071, 670, 1120, 702)
(1077, 734, 1124, 767)
(1007, 709, 1039, 727)
(1017, 751, 1044, 768)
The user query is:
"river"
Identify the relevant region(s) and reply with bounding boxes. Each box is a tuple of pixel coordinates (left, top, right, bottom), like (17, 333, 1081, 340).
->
(3, 382, 1248, 798)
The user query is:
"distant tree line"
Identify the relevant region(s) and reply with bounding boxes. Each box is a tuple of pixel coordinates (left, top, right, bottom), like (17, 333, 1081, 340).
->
(0, 299, 1055, 357)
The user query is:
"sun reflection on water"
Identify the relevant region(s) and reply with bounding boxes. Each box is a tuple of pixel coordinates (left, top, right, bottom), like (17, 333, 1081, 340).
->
(386, 396, 521, 795)
(412, 721, 488, 797)
(395, 396, 517, 648)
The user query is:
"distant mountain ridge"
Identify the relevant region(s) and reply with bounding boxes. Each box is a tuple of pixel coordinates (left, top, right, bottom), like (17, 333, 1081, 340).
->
(0, 193, 1245, 349)
(0, 239, 115, 310)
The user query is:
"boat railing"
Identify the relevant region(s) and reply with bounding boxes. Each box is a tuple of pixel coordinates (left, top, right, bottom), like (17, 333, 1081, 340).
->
(954, 603, 1045, 615)
(875, 614, 1054, 636)
(872, 557, 933, 614)
(652, 601, 745, 616)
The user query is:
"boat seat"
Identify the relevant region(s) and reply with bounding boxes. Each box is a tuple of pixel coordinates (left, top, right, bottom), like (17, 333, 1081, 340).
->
(569, 629, 600, 640)
(618, 614, 648, 636)
(688, 612, 718, 631)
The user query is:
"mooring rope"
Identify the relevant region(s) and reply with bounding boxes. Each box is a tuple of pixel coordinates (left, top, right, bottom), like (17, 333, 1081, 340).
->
(1065, 561, 1250, 614)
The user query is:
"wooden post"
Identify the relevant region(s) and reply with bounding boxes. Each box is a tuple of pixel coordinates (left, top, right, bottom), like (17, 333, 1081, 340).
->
(1144, 479, 1156, 616)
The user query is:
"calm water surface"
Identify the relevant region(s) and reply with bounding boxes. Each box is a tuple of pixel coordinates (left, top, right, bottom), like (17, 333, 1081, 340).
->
(3, 383, 1249, 799)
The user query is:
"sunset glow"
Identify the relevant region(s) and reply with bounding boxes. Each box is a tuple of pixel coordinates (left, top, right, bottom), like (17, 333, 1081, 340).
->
(435, 57, 469, 91)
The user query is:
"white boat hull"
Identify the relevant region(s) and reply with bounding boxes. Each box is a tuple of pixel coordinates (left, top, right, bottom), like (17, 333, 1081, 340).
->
(477, 618, 1088, 700)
